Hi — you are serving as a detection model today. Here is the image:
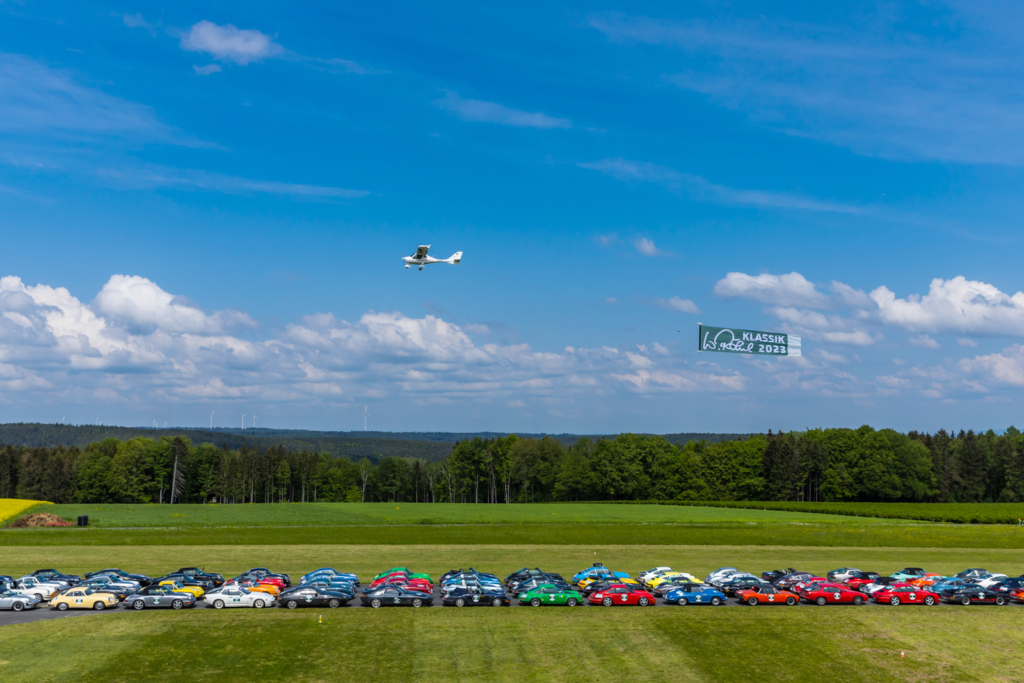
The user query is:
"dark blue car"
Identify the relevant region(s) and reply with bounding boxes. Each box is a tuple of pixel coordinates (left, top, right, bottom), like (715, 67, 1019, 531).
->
(665, 584, 726, 605)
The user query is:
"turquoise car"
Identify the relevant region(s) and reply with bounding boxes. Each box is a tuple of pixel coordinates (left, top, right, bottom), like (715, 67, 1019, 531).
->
(890, 568, 927, 581)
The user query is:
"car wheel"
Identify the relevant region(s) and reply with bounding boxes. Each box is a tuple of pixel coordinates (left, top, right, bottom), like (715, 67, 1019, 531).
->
(213, 600, 225, 609)
(853, 596, 864, 606)
(567, 598, 578, 607)
(94, 602, 105, 610)
(133, 600, 145, 610)
(711, 597, 721, 606)
(287, 600, 300, 609)
(57, 602, 68, 611)
(602, 597, 613, 607)
(172, 599, 183, 610)
(961, 597, 971, 606)
(328, 599, 341, 609)
(491, 598, 503, 607)
(370, 599, 382, 609)
(530, 598, 542, 607)
(923, 596, 935, 606)
(638, 597, 649, 607)
(455, 598, 466, 607)
(785, 597, 796, 606)
(996, 596, 1006, 606)
(677, 597, 688, 606)
(816, 597, 827, 606)
(890, 597, 900, 606)
(747, 597, 758, 606)
(253, 599, 265, 609)
(12, 602, 23, 612)
(412, 598, 423, 608)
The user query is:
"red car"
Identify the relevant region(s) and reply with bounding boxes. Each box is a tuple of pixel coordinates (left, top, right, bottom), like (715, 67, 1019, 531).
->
(842, 572, 881, 592)
(870, 583, 939, 606)
(798, 582, 866, 605)
(256, 576, 286, 589)
(587, 584, 655, 606)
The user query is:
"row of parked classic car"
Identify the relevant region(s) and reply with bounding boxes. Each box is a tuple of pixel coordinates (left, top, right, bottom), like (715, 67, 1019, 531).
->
(1, 563, 1020, 612)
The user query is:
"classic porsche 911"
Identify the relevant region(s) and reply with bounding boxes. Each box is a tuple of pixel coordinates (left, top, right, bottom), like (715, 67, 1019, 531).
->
(124, 586, 197, 610)
(664, 584, 726, 605)
(735, 585, 799, 606)
(49, 587, 120, 611)
(518, 584, 583, 607)
(0, 588, 40, 611)
(797, 582, 866, 605)
(441, 586, 509, 607)
(361, 585, 433, 608)
(206, 586, 275, 609)
(869, 584, 939, 606)
(587, 584, 655, 607)
(278, 586, 353, 609)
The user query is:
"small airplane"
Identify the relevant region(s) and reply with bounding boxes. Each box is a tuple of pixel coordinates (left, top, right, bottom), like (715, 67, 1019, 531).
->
(403, 245, 463, 270)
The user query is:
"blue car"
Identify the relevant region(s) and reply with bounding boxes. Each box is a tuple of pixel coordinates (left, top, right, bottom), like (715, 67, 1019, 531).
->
(665, 584, 726, 606)
(930, 578, 968, 597)
(300, 568, 359, 585)
(572, 564, 630, 584)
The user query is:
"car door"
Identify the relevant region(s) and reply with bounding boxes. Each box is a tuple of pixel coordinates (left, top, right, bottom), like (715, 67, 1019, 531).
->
(224, 589, 244, 607)
(760, 587, 778, 603)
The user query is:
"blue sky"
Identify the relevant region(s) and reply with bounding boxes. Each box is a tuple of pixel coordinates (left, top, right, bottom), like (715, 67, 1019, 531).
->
(2, 1, 1024, 433)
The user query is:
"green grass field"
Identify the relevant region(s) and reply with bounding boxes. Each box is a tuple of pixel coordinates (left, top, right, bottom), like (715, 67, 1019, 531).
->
(4, 503, 1024, 682)
(11, 502, 896, 528)
(693, 501, 1024, 524)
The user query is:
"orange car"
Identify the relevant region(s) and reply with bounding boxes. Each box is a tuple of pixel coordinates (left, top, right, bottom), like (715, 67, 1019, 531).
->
(908, 574, 942, 588)
(1010, 588, 1024, 603)
(736, 585, 799, 606)
(230, 580, 280, 597)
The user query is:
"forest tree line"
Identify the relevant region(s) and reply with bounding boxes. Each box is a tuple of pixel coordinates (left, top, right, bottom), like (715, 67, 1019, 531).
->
(0, 425, 1022, 505)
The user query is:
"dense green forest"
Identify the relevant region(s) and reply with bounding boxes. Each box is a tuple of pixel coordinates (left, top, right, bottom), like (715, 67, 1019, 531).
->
(1, 425, 1021, 506)
(0, 423, 749, 455)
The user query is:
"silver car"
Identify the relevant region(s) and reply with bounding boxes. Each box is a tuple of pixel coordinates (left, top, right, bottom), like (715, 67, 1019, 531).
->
(0, 588, 41, 611)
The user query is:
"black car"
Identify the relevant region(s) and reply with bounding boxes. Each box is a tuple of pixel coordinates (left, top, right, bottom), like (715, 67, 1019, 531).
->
(442, 586, 509, 607)
(720, 577, 769, 597)
(245, 568, 291, 586)
(85, 569, 151, 586)
(361, 586, 433, 608)
(942, 585, 1007, 605)
(580, 580, 618, 597)
(298, 579, 356, 597)
(843, 571, 881, 587)
(31, 569, 81, 586)
(278, 586, 352, 609)
(173, 567, 224, 587)
(652, 580, 696, 598)
(761, 569, 797, 584)
(507, 571, 567, 593)
(506, 568, 564, 589)
(78, 579, 131, 601)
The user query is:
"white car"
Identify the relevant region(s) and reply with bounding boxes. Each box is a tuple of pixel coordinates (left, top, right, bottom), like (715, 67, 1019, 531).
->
(974, 573, 1008, 589)
(704, 568, 738, 584)
(827, 568, 861, 582)
(206, 587, 275, 609)
(712, 572, 756, 586)
(638, 567, 673, 584)
(13, 577, 64, 600)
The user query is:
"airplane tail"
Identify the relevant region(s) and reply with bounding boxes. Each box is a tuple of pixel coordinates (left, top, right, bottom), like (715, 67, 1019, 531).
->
(448, 251, 463, 264)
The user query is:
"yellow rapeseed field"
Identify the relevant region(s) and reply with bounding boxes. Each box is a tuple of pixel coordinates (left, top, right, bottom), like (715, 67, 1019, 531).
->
(0, 498, 50, 524)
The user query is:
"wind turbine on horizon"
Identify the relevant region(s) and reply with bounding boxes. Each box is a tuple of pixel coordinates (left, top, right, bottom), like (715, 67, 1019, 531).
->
(210, 411, 215, 430)
(363, 405, 369, 432)
(253, 412, 258, 429)
(241, 414, 247, 429)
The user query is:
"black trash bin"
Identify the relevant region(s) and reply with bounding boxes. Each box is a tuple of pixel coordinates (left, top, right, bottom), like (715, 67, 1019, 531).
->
(77, 515, 89, 527)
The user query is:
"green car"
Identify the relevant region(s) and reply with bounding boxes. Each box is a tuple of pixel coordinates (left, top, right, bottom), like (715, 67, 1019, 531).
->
(373, 568, 432, 582)
(517, 584, 583, 607)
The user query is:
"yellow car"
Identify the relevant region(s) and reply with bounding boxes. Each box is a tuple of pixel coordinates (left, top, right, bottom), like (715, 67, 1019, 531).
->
(49, 588, 120, 611)
(159, 580, 205, 599)
(647, 573, 697, 589)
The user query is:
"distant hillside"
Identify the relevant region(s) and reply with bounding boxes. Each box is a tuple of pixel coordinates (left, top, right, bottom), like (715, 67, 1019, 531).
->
(0, 423, 754, 462)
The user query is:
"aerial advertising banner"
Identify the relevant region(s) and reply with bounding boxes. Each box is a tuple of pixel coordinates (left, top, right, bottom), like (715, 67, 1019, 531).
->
(699, 325, 801, 357)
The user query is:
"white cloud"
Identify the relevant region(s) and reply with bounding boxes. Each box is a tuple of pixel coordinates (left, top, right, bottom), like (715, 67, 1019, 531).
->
(871, 277, 1024, 336)
(433, 91, 571, 129)
(604, 298, 619, 304)
(633, 237, 662, 256)
(193, 65, 222, 76)
(96, 166, 369, 199)
(650, 296, 700, 314)
(180, 21, 285, 65)
(715, 272, 830, 308)
(0, 273, 751, 411)
(91, 275, 256, 335)
(579, 158, 682, 192)
(909, 334, 941, 349)
(958, 344, 1024, 387)
(958, 338, 979, 347)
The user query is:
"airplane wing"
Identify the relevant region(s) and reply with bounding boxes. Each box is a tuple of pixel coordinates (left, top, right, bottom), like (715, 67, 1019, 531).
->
(415, 245, 430, 258)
